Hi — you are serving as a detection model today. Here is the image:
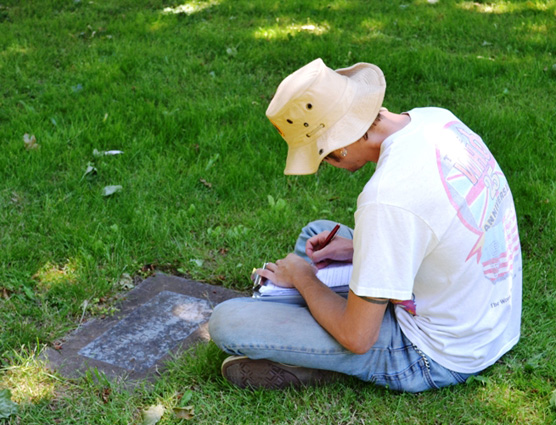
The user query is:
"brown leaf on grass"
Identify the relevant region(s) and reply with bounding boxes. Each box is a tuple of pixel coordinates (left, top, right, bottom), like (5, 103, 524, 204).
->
(23, 133, 40, 150)
(100, 387, 111, 404)
(173, 406, 195, 420)
(1, 288, 11, 299)
(199, 178, 212, 188)
(141, 263, 156, 273)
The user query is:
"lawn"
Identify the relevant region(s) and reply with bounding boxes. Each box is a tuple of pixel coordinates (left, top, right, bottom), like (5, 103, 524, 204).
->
(1, 0, 555, 423)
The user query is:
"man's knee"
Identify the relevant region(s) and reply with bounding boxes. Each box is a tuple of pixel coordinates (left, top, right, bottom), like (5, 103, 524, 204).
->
(208, 298, 253, 349)
(208, 300, 233, 344)
(299, 220, 338, 239)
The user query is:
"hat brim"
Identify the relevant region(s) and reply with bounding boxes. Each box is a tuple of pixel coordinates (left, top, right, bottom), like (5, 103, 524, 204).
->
(284, 139, 322, 175)
(284, 62, 386, 175)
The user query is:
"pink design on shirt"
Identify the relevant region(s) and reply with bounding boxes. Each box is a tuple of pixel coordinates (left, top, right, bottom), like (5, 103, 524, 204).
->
(391, 297, 417, 316)
(436, 121, 520, 284)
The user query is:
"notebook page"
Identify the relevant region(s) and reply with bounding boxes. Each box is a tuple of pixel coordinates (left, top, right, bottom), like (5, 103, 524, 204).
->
(258, 263, 352, 296)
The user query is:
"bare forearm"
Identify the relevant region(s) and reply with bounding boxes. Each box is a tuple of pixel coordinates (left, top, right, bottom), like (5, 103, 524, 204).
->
(260, 253, 385, 354)
(292, 274, 364, 352)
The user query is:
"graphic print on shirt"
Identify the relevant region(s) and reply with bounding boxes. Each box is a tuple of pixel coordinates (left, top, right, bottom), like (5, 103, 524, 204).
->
(436, 121, 520, 284)
(391, 295, 417, 316)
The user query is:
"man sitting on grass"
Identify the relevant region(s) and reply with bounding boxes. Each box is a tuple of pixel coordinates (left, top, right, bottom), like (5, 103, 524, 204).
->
(209, 58, 522, 392)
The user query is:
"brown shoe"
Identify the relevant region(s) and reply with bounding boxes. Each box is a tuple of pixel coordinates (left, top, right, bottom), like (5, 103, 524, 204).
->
(221, 356, 340, 389)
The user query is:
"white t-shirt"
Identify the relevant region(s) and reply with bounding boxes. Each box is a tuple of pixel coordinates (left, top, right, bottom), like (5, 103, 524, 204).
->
(349, 107, 522, 373)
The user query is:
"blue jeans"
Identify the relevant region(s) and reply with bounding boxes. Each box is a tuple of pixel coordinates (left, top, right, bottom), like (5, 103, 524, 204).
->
(209, 220, 473, 392)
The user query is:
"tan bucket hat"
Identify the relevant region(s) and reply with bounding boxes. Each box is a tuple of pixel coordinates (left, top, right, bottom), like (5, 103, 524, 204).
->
(266, 58, 386, 175)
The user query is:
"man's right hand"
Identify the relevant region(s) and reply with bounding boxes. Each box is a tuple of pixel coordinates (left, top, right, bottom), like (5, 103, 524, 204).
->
(306, 233, 354, 268)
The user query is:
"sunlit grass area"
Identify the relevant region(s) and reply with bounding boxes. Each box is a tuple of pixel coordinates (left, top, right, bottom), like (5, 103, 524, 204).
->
(162, 0, 221, 15)
(0, 0, 555, 423)
(1, 348, 59, 405)
(458, 0, 554, 13)
(254, 21, 330, 39)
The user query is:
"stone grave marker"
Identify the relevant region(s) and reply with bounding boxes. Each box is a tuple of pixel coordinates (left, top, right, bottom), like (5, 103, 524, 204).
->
(41, 273, 245, 385)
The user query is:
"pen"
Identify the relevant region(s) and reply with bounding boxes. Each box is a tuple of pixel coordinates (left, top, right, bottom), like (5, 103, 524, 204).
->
(252, 262, 268, 291)
(320, 223, 341, 250)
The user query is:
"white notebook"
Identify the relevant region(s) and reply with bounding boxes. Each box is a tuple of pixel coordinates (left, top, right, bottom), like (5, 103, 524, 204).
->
(256, 262, 352, 297)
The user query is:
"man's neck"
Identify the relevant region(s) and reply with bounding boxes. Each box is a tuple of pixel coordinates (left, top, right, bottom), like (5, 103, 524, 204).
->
(379, 111, 411, 139)
(365, 111, 411, 163)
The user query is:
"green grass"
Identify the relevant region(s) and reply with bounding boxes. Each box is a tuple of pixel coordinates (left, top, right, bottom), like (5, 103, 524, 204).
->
(1, 0, 555, 423)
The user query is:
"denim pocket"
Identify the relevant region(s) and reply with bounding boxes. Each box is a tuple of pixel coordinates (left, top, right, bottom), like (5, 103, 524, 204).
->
(371, 358, 435, 393)
(449, 370, 476, 384)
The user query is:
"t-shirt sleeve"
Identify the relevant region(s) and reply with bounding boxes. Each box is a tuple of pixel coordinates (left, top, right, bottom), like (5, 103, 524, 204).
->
(349, 202, 437, 300)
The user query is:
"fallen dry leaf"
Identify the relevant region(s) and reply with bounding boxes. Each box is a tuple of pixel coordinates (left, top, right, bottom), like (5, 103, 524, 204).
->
(141, 405, 165, 425)
(81, 162, 97, 180)
(142, 263, 156, 273)
(199, 178, 212, 188)
(102, 185, 123, 197)
(23, 133, 39, 150)
(93, 149, 124, 157)
(117, 273, 134, 290)
(173, 406, 195, 420)
(100, 387, 111, 404)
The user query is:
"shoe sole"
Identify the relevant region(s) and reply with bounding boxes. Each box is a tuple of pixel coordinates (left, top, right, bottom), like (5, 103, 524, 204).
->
(221, 356, 339, 390)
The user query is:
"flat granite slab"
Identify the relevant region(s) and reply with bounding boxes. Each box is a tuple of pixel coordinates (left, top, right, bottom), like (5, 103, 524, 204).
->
(41, 273, 246, 384)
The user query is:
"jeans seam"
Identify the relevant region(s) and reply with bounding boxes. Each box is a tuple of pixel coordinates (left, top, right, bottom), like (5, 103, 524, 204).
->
(449, 369, 471, 384)
(224, 343, 347, 355)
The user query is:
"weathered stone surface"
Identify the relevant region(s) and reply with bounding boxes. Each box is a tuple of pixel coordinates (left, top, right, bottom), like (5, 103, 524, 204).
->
(41, 273, 246, 384)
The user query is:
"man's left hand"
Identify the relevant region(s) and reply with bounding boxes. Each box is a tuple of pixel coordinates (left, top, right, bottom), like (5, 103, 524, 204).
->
(255, 254, 317, 289)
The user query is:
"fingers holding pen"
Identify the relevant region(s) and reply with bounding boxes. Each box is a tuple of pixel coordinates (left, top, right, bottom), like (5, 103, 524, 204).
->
(305, 224, 340, 264)
(306, 232, 354, 266)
